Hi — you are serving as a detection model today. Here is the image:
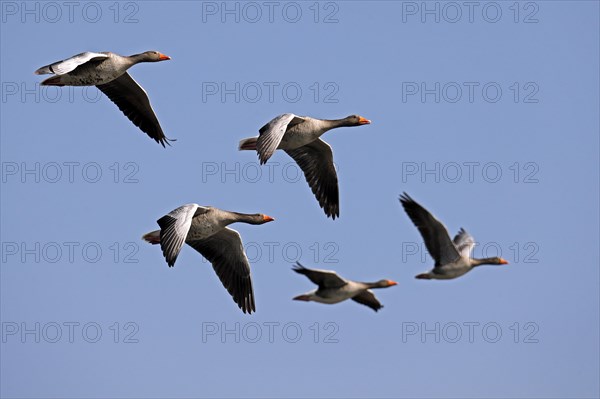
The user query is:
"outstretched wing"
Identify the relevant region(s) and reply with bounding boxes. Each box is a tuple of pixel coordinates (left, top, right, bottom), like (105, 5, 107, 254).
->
(292, 262, 347, 289)
(157, 204, 208, 267)
(35, 52, 108, 75)
(399, 193, 460, 267)
(285, 139, 339, 219)
(453, 228, 475, 258)
(97, 72, 172, 147)
(187, 228, 255, 314)
(256, 113, 304, 164)
(351, 290, 383, 312)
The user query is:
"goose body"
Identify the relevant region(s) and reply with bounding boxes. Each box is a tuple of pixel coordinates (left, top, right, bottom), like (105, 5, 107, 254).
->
(416, 257, 479, 280)
(399, 193, 508, 280)
(292, 262, 397, 312)
(239, 114, 371, 219)
(298, 281, 378, 304)
(260, 116, 337, 151)
(142, 204, 274, 314)
(35, 51, 172, 146)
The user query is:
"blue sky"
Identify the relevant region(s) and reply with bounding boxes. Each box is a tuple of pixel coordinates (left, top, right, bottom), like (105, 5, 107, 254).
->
(1, 1, 599, 398)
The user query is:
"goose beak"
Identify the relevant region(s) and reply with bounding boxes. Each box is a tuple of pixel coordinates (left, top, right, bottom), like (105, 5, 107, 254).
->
(499, 258, 509, 265)
(263, 215, 275, 222)
(387, 280, 398, 286)
(358, 116, 371, 125)
(158, 53, 171, 61)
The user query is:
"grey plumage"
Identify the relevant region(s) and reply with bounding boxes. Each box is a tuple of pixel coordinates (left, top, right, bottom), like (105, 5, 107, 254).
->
(143, 205, 273, 314)
(35, 50, 172, 146)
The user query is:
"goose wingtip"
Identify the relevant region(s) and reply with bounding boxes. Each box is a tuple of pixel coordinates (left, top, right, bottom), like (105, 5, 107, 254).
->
(292, 262, 306, 272)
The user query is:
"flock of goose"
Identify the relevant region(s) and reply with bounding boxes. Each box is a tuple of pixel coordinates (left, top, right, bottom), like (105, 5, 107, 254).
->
(35, 50, 509, 314)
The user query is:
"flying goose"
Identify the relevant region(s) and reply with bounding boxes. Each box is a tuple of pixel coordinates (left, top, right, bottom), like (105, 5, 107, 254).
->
(399, 193, 509, 280)
(239, 114, 371, 219)
(292, 262, 397, 312)
(142, 204, 275, 313)
(35, 51, 173, 146)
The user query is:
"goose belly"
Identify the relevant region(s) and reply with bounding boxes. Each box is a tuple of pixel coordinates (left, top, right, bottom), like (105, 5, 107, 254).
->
(433, 261, 472, 279)
(278, 127, 323, 150)
(185, 215, 225, 242)
(313, 287, 358, 304)
(58, 62, 124, 86)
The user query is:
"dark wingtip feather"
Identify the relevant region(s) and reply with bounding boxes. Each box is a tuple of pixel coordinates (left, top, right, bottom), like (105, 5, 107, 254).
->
(156, 136, 176, 148)
(258, 152, 269, 165)
(399, 193, 423, 217)
(292, 261, 308, 273)
(324, 204, 339, 220)
(156, 215, 173, 229)
(399, 192, 414, 204)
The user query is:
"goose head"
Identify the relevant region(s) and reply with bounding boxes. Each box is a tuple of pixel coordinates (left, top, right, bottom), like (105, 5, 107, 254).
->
(249, 214, 275, 224)
(374, 279, 398, 288)
(345, 115, 371, 126)
(472, 257, 509, 267)
(141, 51, 171, 62)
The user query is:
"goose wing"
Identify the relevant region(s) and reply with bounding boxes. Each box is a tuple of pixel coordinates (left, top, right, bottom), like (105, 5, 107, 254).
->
(157, 204, 209, 267)
(35, 52, 108, 75)
(453, 228, 476, 258)
(351, 290, 383, 312)
(285, 138, 339, 219)
(399, 193, 460, 267)
(187, 228, 255, 314)
(292, 262, 347, 289)
(97, 72, 172, 147)
(256, 113, 305, 164)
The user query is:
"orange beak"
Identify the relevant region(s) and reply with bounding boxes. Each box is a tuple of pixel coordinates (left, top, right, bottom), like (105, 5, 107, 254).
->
(358, 116, 371, 125)
(499, 258, 509, 265)
(387, 280, 398, 286)
(263, 215, 275, 222)
(158, 53, 171, 61)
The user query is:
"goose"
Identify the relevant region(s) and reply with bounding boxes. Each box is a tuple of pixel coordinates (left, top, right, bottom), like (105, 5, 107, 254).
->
(399, 193, 508, 280)
(239, 114, 371, 219)
(35, 51, 173, 146)
(292, 262, 397, 312)
(142, 204, 275, 314)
